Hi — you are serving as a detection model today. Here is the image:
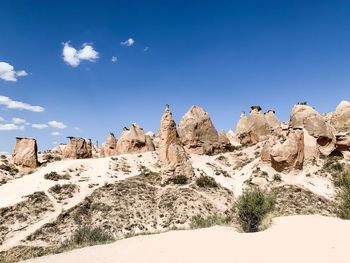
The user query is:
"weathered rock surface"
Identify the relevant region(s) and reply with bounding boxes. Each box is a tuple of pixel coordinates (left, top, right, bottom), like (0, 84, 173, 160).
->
(290, 104, 336, 155)
(178, 105, 230, 155)
(237, 106, 276, 144)
(157, 105, 193, 179)
(116, 124, 155, 154)
(262, 129, 304, 171)
(331, 100, 350, 132)
(12, 137, 38, 168)
(226, 130, 241, 146)
(63, 137, 92, 159)
(100, 133, 118, 157)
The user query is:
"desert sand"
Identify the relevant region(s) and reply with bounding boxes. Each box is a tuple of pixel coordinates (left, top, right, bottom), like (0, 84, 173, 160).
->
(22, 215, 350, 263)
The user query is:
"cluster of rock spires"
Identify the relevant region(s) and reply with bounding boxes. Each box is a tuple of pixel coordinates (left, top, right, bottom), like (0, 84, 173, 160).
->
(9, 100, 350, 177)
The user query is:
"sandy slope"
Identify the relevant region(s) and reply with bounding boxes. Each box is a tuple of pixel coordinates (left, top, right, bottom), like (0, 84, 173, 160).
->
(23, 215, 350, 263)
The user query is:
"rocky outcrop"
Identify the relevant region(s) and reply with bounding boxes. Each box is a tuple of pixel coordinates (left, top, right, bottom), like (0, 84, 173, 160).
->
(12, 137, 38, 168)
(63, 137, 92, 159)
(157, 105, 193, 180)
(226, 130, 241, 147)
(100, 133, 118, 157)
(237, 106, 276, 144)
(290, 104, 336, 155)
(178, 105, 230, 155)
(331, 101, 350, 132)
(116, 124, 155, 154)
(265, 110, 281, 131)
(261, 129, 304, 171)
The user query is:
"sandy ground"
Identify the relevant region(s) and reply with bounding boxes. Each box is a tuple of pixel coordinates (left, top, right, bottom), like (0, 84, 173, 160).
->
(22, 215, 350, 263)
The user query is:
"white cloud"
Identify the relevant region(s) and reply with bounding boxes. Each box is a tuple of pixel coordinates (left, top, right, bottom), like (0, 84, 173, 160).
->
(0, 123, 25, 131)
(12, 117, 27, 125)
(0, 96, 44, 112)
(62, 42, 99, 67)
(111, 56, 117, 63)
(51, 131, 61, 136)
(73, 127, 80, 131)
(48, 120, 67, 129)
(144, 46, 149, 51)
(32, 123, 48, 129)
(120, 38, 135, 47)
(0, 62, 28, 82)
(0, 116, 4, 122)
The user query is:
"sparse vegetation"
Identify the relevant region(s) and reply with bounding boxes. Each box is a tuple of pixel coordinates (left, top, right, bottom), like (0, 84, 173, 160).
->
(335, 169, 350, 219)
(64, 225, 114, 247)
(236, 188, 274, 232)
(169, 175, 188, 185)
(196, 175, 218, 188)
(44, 171, 71, 181)
(322, 156, 344, 175)
(190, 214, 231, 229)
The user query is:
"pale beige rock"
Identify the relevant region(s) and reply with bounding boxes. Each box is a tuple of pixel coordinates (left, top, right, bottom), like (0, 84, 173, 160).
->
(226, 130, 241, 147)
(251, 177, 268, 189)
(100, 133, 118, 157)
(63, 137, 92, 159)
(116, 123, 155, 154)
(261, 135, 278, 162)
(290, 104, 335, 155)
(12, 137, 38, 168)
(265, 110, 281, 131)
(331, 101, 350, 132)
(303, 129, 319, 163)
(178, 105, 228, 155)
(157, 105, 193, 179)
(236, 111, 249, 134)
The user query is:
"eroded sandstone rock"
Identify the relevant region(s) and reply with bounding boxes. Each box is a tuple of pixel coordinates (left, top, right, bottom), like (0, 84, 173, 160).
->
(178, 105, 229, 155)
(331, 101, 350, 132)
(12, 137, 38, 168)
(100, 133, 118, 157)
(116, 123, 155, 154)
(157, 105, 193, 180)
(63, 137, 92, 159)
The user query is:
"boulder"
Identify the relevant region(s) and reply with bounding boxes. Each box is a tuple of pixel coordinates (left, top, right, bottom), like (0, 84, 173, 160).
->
(63, 137, 92, 159)
(178, 105, 228, 155)
(116, 123, 155, 154)
(226, 130, 241, 147)
(157, 105, 193, 180)
(100, 132, 118, 157)
(290, 104, 336, 155)
(12, 137, 38, 168)
(331, 101, 350, 132)
(262, 129, 304, 171)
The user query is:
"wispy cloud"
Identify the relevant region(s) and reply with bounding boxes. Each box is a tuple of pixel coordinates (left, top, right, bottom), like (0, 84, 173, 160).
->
(12, 117, 28, 125)
(0, 123, 25, 131)
(32, 123, 48, 129)
(0, 96, 44, 112)
(51, 131, 61, 136)
(111, 56, 118, 63)
(120, 38, 135, 47)
(144, 46, 149, 51)
(62, 42, 99, 67)
(0, 62, 28, 82)
(48, 120, 67, 129)
(0, 116, 4, 122)
(73, 127, 80, 131)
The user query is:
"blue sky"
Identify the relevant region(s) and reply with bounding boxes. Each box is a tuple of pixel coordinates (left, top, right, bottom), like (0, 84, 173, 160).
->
(1, 0, 350, 153)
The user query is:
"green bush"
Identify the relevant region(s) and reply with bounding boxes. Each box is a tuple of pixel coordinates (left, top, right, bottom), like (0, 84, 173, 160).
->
(68, 225, 114, 246)
(335, 170, 350, 219)
(196, 175, 218, 188)
(236, 188, 274, 232)
(323, 156, 344, 175)
(170, 175, 188, 185)
(190, 214, 230, 229)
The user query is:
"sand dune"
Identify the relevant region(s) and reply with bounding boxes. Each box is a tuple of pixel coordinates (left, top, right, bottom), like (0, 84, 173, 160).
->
(22, 215, 350, 263)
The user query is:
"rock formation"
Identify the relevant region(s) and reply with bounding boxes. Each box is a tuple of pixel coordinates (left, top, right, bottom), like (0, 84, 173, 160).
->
(226, 130, 241, 147)
(116, 123, 155, 154)
(63, 137, 92, 159)
(271, 129, 305, 171)
(330, 100, 350, 132)
(290, 104, 336, 155)
(100, 133, 118, 157)
(157, 105, 193, 180)
(178, 105, 230, 155)
(236, 106, 278, 144)
(12, 137, 38, 168)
